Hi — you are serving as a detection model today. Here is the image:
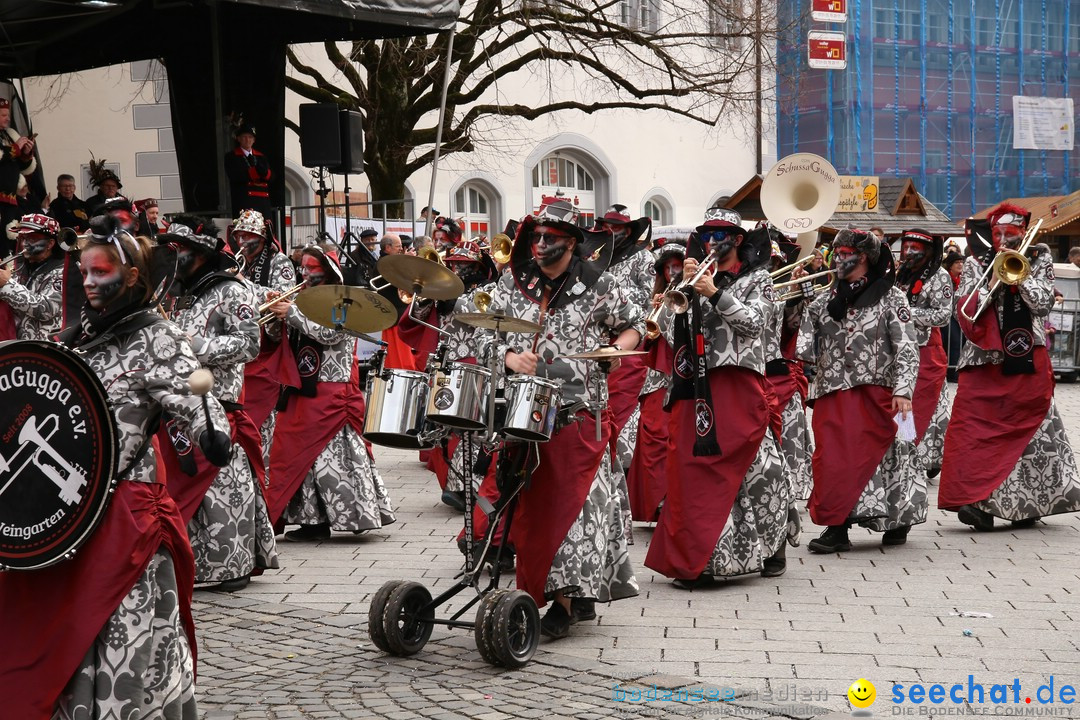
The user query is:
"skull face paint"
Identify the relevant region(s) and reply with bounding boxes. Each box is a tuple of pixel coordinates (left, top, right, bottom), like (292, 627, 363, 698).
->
(833, 247, 862, 280)
(301, 254, 327, 286)
(80, 245, 130, 310)
(992, 224, 1023, 252)
(19, 232, 53, 262)
(448, 260, 486, 289)
(235, 230, 265, 259)
(174, 243, 202, 278)
(531, 226, 572, 268)
(900, 240, 927, 269)
(663, 257, 684, 283)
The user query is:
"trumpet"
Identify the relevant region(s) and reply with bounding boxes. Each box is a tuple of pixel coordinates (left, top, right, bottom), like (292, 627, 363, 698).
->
(772, 268, 836, 291)
(0, 253, 16, 269)
(474, 290, 492, 313)
(769, 254, 816, 279)
(57, 228, 91, 252)
(777, 283, 830, 303)
(959, 218, 1042, 324)
(645, 279, 679, 340)
(490, 233, 513, 265)
(663, 255, 720, 314)
(418, 246, 446, 264)
(256, 282, 305, 326)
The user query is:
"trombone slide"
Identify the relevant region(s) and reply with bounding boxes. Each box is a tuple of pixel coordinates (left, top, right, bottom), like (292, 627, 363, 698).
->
(773, 268, 835, 291)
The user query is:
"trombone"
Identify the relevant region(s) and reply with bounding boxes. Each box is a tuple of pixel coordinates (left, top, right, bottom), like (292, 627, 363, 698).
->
(773, 268, 835, 292)
(473, 290, 492, 313)
(256, 282, 305, 326)
(769, 254, 816, 279)
(959, 218, 1042, 324)
(490, 233, 513, 265)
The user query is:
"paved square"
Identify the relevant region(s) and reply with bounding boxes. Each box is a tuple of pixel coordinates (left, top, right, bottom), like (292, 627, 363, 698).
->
(196, 383, 1080, 719)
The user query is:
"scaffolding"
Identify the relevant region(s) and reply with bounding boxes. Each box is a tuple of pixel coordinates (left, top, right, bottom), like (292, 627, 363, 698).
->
(777, 0, 1080, 220)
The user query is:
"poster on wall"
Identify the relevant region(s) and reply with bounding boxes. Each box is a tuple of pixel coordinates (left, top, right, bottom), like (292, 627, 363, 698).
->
(1012, 96, 1074, 151)
(836, 176, 880, 212)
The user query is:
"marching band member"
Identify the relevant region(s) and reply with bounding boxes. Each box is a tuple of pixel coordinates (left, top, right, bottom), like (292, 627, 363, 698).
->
(157, 215, 278, 591)
(0, 214, 66, 340)
(263, 244, 395, 540)
(593, 205, 654, 542)
(644, 208, 788, 586)
(0, 225, 232, 718)
(627, 242, 684, 522)
(795, 229, 923, 552)
(477, 201, 641, 639)
(233, 209, 299, 449)
(941, 205, 1080, 529)
(894, 228, 953, 478)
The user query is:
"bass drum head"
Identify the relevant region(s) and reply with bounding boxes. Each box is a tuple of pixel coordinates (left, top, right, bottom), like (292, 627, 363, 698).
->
(0, 340, 119, 571)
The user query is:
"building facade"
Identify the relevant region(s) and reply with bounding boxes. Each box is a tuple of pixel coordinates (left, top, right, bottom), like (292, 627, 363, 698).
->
(777, 0, 1080, 220)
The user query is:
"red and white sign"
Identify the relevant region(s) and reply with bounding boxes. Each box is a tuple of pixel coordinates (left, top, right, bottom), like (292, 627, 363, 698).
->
(811, 0, 847, 23)
(807, 32, 847, 70)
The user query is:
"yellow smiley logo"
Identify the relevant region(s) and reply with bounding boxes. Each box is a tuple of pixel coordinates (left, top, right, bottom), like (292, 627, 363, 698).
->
(848, 678, 876, 709)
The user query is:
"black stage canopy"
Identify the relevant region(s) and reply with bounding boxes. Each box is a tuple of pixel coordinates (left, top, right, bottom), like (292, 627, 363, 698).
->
(1, 0, 456, 217)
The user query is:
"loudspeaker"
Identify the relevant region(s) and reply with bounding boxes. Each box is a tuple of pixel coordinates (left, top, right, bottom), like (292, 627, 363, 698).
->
(298, 104, 364, 174)
(336, 110, 364, 175)
(299, 103, 341, 168)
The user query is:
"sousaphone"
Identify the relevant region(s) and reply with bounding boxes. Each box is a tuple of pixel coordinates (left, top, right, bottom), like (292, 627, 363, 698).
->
(760, 152, 842, 260)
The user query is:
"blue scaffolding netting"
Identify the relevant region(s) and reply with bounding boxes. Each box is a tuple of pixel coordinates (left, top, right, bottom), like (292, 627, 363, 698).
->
(777, 0, 1080, 221)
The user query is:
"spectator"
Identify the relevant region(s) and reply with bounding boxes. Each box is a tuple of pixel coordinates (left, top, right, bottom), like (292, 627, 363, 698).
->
(135, 198, 160, 237)
(223, 122, 271, 218)
(45, 173, 90, 232)
(869, 226, 885, 241)
(0, 98, 36, 255)
(1068, 246, 1080, 269)
(87, 157, 124, 215)
(380, 233, 403, 256)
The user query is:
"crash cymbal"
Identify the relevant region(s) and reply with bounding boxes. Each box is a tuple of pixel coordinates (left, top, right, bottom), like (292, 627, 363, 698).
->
(377, 254, 464, 301)
(454, 312, 543, 334)
(294, 285, 398, 334)
(566, 347, 649, 360)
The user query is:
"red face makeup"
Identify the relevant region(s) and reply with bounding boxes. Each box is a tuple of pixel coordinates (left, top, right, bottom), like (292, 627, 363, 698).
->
(81, 246, 128, 310)
(301, 254, 326, 286)
(235, 231, 264, 258)
(991, 224, 1023, 251)
(663, 258, 684, 283)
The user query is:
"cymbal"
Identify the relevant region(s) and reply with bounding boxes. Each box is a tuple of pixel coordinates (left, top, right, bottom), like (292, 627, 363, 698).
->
(294, 285, 398, 334)
(377, 254, 464, 301)
(454, 312, 543, 334)
(566, 348, 649, 360)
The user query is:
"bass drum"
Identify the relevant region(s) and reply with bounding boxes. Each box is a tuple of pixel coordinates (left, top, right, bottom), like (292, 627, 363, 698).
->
(0, 341, 119, 571)
(364, 368, 434, 449)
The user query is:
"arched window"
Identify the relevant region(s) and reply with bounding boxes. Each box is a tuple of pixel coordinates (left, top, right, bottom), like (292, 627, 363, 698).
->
(530, 154, 597, 226)
(644, 197, 671, 225)
(454, 182, 492, 239)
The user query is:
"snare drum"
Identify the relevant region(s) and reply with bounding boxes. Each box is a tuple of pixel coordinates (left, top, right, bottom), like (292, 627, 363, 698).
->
(501, 375, 561, 442)
(364, 369, 433, 449)
(427, 362, 490, 431)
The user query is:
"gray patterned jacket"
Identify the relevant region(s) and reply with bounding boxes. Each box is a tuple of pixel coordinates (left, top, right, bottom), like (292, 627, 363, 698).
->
(171, 277, 260, 404)
(796, 284, 919, 400)
(609, 248, 657, 312)
(477, 267, 643, 405)
(0, 260, 64, 340)
(956, 251, 1054, 369)
(444, 282, 496, 362)
(655, 266, 774, 378)
(244, 250, 297, 300)
(900, 266, 953, 347)
(74, 314, 228, 484)
(266, 303, 357, 383)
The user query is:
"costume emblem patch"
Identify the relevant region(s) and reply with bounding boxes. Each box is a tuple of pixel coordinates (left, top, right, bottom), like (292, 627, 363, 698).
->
(1004, 328, 1034, 357)
(896, 307, 912, 323)
(433, 388, 455, 411)
(695, 400, 713, 437)
(167, 419, 192, 456)
(297, 346, 320, 377)
(674, 346, 693, 379)
(236, 304, 255, 321)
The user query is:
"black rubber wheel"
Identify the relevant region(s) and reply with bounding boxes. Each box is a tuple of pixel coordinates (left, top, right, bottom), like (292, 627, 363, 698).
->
(474, 589, 509, 665)
(381, 581, 434, 656)
(1058, 371, 1077, 384)
(367, 580, 404, 653)
(490, 590, 540, 669)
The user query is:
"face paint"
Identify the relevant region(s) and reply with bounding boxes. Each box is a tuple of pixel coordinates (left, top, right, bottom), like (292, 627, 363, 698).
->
(992, 224, 1023, 251)
(301, 255, 326, 286)
(531, 228, 572, 268)
(900, 240, 927, 268)
(450, 261, 486, 288)
(664, 259, 683, 283)
(236, 232, 264, 258)
(20, 233, 52, 261)
(832, 249, 861, 280)
(80, 246, 129, 310)
(175, 244, 201, 277)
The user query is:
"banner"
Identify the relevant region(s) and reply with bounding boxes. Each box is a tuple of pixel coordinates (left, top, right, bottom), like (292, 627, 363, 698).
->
(323, 217, 417, 245)
(836, 176, 880, 213)
(1012, 96, 1074, 151)
(811, 0, 847, 23)
(807, 32, 847, 70)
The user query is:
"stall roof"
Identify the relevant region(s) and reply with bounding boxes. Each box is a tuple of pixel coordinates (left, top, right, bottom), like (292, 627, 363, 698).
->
(724, 175, 959, 237)
(0, 0, 457, 77)
(972, 191, 1080, 235)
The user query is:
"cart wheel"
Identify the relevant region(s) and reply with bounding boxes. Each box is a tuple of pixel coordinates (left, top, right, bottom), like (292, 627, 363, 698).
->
(490, 590, 540, 669)
(1059, 371, 1077, 383)
(381, 581, 434, 656)
(474, 588, 510, 665)
(367, 580, 404, 653)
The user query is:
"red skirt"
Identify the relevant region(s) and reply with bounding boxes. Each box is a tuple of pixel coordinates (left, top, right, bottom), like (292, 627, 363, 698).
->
(242, 339, 300, 431)
(808, 385, 896, 525)
(0, 476, 196, 720)
(266, 380, 366, 524)
(938, 348, 1054, 509)
(511, 410, 611, 606)
(912, 329, 948, 444)
(607, 351, 648, 437)
(644, 367, 769, 580)
(627, 389, 670, 522)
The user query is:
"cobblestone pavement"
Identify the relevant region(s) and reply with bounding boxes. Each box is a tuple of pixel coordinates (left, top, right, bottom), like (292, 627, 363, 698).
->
(196, 383, 1080, 719)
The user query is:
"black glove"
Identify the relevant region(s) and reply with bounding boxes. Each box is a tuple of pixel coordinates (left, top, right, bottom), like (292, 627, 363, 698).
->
(199, 428, 232, 467)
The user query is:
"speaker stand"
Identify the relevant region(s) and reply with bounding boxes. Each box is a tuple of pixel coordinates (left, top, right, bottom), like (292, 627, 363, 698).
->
(312, 166, 333, 245)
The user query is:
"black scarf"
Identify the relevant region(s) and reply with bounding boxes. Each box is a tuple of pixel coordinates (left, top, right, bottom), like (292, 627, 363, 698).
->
(75, 296, 148, 344)
(1000, 283, 1036, 375)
